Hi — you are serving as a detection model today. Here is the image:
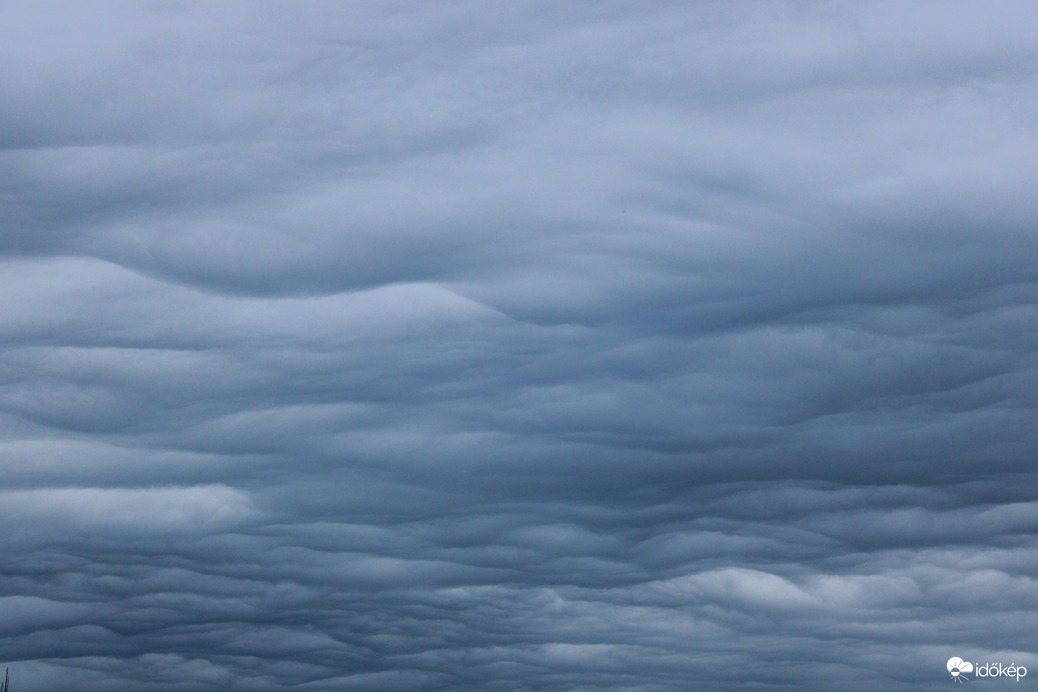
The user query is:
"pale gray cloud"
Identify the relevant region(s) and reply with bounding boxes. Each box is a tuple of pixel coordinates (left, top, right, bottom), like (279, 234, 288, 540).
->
(2, 1, 1037, 690)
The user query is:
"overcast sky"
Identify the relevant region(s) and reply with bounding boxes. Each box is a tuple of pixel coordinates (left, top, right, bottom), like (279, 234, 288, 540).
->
(2, 2, 1038, 690)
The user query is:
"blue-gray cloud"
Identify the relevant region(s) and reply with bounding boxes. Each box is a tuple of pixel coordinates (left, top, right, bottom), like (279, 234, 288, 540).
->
(2, 2, 1037, 690)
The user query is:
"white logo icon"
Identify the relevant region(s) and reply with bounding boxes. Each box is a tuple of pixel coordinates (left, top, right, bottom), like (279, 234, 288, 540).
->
(948, 657, 974, 683)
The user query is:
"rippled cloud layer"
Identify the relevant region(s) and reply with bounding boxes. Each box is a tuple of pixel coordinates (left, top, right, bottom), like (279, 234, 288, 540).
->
(2, 2, 1037, 690)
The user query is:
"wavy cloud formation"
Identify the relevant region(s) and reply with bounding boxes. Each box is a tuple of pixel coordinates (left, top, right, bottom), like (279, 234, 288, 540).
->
(2, 2, 1037, 690)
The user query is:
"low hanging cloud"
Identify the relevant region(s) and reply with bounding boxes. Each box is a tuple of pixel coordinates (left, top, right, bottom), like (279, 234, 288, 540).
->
(2, 1, 1038, 690)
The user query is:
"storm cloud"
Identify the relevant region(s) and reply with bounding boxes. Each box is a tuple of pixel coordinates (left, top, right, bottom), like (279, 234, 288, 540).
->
(2, 2, 1038, 690)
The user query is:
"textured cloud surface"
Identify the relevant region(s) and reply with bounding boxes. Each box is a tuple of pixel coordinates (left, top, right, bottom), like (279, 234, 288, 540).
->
(3, 2, 1038, 690)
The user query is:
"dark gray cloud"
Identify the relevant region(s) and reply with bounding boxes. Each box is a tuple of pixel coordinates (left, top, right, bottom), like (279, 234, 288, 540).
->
(2, 2, 1038, 690)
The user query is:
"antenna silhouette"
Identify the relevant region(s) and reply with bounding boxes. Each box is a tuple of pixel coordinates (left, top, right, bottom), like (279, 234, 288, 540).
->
(1, 666, 8, 692)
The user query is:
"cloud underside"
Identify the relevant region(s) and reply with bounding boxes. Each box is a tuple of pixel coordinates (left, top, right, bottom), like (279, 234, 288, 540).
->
(2, 2, 1038, 690)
